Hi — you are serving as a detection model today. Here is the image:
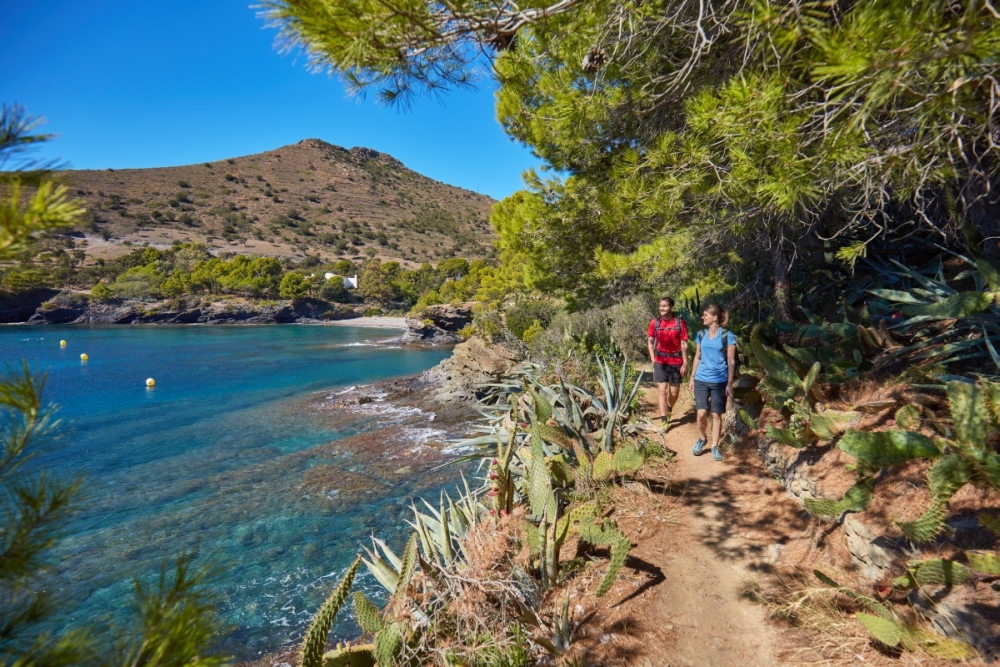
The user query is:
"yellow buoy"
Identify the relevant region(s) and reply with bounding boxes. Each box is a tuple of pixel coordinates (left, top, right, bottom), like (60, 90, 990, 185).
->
(80, 353, 88, 361)
(60, 340, 67, 347)
(146, 378, 155, 388)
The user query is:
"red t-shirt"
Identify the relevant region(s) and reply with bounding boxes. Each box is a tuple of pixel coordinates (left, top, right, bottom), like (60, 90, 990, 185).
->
(647, 317, 688, 365)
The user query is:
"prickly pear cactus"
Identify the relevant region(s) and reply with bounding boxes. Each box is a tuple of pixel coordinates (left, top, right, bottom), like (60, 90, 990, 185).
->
(301, 556, 362, 667)
(966, 550, 1000, 575)
(591, 449, 614, 481)
(374, 622, 403, 667)
(322, 644, 377, 667)
(803, 477, 873, 516)
(894, 404, 922, 430)
(612, 443, 645, 474)
(595, 535, 631, 597)
(353, 592, 383, 634)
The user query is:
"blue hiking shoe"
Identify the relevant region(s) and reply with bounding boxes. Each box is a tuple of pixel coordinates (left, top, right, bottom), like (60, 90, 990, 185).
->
(692, 438, 707, 456)
(711, 446, 723, 461)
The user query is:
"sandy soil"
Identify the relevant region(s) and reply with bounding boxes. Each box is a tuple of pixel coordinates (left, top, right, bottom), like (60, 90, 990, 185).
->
(321, 316, 408, 329)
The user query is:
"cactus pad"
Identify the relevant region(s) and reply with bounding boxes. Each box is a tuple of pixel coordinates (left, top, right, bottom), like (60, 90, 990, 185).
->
(596, 536, 631, 597)
(612, 444, 645, 474)
(374, 623, 402, 667)
(592, 449, 614, 481)
(322, 644, 377, 667)
(803, 479, 873, 516)
(894, 405, 922, 430)
(838, 429, 938, 467)
(911, 630, 976, 660)
(301, 556, 362, 667)
(947, 380, 989, 448)
(855, 612, 903, 647)
(979, 511, 1000, 537)
(765, 425, 810, 448)
(897, 558, 973, 587)
(352, 592, 383, 634)
(808, 410, 860, 440)
(966, 550, 1000, 575)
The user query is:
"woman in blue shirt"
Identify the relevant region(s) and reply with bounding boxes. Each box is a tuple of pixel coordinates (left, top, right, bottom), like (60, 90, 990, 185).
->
(687, 304, 737, 461)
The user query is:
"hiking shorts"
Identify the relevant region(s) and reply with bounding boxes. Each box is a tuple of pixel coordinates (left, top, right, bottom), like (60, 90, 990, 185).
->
(694, 379, 728, 414)
(653, 363, 682, 385)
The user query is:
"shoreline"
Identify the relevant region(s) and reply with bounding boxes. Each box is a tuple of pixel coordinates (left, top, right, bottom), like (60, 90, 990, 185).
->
(318, 316, 407, 329)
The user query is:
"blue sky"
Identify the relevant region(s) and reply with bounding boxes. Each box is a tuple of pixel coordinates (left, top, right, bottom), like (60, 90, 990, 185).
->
(1, 0, 537, 199)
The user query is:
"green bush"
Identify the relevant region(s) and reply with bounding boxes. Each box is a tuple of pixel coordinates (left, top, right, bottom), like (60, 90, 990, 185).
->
(90, 281, 114, 302)
(1, 267, 48, 293)
(608, 294, 657, 362)
(319, 277, 350, 303)
(279, 272, 309, 300)
(506, 299, 558, 340)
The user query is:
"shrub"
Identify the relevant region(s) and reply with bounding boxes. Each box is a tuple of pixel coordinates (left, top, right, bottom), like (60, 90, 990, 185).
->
(506, 299, 558, 340)
(608, 294, 657, 362)
(522, 319, 545, 345)
(90, 281, 114, 302)
(279, 272, 309, 300)
(319, 277, 350, 303)
(177, 179, 191, 188)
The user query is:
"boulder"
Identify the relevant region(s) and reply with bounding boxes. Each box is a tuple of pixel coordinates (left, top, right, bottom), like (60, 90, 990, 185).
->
(418, 336, 523, 403)
(401, 302, 475, 345)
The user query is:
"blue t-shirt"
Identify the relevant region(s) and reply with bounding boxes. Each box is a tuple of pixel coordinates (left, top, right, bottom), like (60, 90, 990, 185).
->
(694, 328, 737, 383)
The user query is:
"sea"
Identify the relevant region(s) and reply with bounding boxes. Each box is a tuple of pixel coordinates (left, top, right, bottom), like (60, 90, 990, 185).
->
(0, 324, 464, 660)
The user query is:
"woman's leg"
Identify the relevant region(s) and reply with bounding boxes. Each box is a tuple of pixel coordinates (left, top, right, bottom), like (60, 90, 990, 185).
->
(696, 408, 708, 439)
(710, 412, 723, 449)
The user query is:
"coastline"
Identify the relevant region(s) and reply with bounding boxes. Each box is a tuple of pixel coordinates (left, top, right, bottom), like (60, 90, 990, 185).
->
(319, 316, 407, 329)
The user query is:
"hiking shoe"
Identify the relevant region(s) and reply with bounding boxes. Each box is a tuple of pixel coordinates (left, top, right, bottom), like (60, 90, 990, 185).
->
(711, 446, 723, 461)
(692, 438, 707, 456)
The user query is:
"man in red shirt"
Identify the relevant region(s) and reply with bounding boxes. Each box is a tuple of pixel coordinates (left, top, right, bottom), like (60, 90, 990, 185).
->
(647, 296, 689, 430)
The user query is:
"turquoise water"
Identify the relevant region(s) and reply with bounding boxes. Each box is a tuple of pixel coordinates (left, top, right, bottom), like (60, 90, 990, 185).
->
(0, 325, 457, 660)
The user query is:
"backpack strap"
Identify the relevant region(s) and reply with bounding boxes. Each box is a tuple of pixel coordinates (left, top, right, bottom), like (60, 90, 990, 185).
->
(653, 317, 683, 359)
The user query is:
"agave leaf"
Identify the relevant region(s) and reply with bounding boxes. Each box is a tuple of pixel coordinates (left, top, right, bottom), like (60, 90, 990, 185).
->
(868, 288, 927, 304)
(976, 258, 1000, 292)
(838, 429, 939, 467)
(901, 292, 994, 319)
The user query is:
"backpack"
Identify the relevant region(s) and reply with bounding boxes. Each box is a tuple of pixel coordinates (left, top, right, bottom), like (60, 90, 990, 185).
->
(652, 317, 683, 360)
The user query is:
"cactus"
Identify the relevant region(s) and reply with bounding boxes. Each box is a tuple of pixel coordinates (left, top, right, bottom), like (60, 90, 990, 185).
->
(322, 643, 377, 667)
(894, 404, 922, 430)
(596, 536, 631, 597)
(612, 443, 646, 474)
(892, 558, 973, 589)
(576, 518, 631, 597)
(856, 612, 905, 648)
(837, 429, 939, 467)
(965, 550, 1000, 575)
(803, 476, 874, 516)
(301, 556, 362, 667)
(353, 592, 383, 634)
(528, 423, 555, 519)
(591, 449, 614, 481)
(374, 622, 403, 667)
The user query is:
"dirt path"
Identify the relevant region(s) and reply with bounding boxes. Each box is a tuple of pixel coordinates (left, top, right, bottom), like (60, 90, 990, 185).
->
(640, 388, 780, 666)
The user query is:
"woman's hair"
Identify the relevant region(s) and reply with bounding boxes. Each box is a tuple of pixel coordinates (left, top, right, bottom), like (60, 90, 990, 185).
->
(659, 296, 675, 307)
(704, 304, 729, 326)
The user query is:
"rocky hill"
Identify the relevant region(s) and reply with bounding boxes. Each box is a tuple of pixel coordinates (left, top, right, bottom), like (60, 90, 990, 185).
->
(58, 139, 496, 266)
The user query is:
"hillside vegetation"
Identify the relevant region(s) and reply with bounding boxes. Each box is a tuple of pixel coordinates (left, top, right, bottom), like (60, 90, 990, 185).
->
(48, 139, 494, 265)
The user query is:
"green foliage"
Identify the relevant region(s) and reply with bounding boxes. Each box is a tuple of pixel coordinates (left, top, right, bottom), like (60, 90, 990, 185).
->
(279, 272, 310, 300)
(506, 299, 557, 340)
(831, 380, 1000, 541)
(300, 556, 362, 667)
(352, 592, 383, 634)
(322, 643, 376, 667)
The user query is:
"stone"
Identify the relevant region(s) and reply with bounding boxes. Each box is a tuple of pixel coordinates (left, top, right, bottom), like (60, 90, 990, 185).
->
(417, 336, 523, 403)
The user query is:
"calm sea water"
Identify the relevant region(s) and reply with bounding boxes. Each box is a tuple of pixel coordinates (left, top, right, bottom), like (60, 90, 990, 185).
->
(0, 325, 458, 660)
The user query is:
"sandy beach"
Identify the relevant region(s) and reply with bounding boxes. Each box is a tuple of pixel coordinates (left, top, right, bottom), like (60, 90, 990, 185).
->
(322, 316, 408, 329)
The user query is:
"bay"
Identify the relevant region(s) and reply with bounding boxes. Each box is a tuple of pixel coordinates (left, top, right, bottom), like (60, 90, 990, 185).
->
(0, 324, 456, 660)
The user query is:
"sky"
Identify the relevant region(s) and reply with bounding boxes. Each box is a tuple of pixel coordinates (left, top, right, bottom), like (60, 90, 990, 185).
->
(0, 0, 538, 200)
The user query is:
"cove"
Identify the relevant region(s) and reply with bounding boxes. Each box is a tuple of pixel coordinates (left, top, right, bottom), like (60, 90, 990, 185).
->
(0, 324, 456, 660)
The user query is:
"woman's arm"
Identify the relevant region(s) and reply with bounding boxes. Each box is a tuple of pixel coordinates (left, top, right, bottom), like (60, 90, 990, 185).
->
(688, 343, 701, 392)
(725, 343, 736, 397)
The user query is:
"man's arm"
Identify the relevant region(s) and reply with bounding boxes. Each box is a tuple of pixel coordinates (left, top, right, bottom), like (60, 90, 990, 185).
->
(648, 336, 657, 364)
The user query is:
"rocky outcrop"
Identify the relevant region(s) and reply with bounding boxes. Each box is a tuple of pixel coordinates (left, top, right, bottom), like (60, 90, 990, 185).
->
(400, 302, 475, 345)
(417, 336, 523, 403)
(19, 293, 361, 325)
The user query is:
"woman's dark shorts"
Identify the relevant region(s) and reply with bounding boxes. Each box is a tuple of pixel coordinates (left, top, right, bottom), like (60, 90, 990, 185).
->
(653, 362, 682, 385)
(694, 379, 728, 414)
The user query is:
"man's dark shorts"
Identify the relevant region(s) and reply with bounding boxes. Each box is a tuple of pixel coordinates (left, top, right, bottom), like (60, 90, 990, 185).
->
(694, 379, 728, 414)
(653, 362, 682, 385)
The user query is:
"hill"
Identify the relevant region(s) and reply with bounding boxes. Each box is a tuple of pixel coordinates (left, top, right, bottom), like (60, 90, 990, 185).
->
(59, 139, 496, 266)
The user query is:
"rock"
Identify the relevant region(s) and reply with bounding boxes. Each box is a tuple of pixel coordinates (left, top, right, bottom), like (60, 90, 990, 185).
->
(400, 302, 475, 345)
(417, 336, 523, 403)
(843, 515, 904, 581)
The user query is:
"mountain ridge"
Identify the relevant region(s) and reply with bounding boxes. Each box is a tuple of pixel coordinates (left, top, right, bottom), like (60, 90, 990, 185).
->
(57, 138, 496, 266)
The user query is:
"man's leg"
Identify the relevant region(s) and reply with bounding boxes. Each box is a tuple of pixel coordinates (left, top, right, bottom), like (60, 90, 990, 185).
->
(667, 383, 680, 411)
(657, 382, 668, 419)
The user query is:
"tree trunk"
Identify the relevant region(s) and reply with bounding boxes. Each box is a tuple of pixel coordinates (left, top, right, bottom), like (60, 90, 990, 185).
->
(771, 235, 791, 321)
